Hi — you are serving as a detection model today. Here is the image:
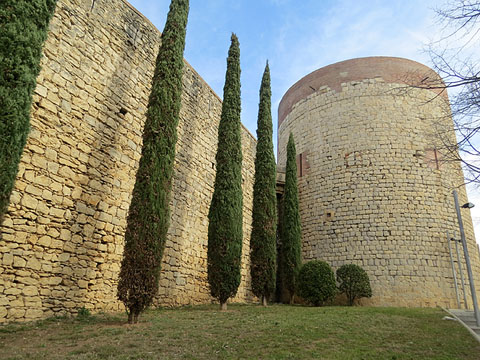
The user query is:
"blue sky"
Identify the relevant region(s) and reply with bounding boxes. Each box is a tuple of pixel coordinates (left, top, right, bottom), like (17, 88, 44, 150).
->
(128, 0, 439, 140)
(127, 0, 480, 247)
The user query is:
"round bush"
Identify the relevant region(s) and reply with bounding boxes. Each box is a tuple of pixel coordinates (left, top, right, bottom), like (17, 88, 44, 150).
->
(336, 264, 372, 306)
(297, 260, 336, 306)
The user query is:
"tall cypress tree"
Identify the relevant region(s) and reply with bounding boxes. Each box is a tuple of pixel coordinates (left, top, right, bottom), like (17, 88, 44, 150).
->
(250, 62, 277, 306)
(117, 0, 189, 324)
(0, 0, 57, 224)
(282, 133, 302, 304)
(208, 34, 243, 311)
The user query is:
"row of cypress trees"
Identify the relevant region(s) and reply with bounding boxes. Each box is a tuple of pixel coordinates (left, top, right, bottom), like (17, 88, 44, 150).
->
(207, 36, 302, 309)
(1, 0, 302, 320)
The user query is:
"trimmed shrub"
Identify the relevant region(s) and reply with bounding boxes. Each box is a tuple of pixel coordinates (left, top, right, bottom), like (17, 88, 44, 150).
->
(336, 264, 372, 306)
(297, 260, 336, 306)
(207, 34, 243, 311)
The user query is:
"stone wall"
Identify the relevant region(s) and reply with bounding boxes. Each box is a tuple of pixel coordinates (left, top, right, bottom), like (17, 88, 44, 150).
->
(0, 0, 256, 323)
(277, 57, 480, 307)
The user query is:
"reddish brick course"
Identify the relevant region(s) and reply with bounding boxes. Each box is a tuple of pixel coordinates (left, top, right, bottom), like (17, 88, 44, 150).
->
(278, 57, 447, 127)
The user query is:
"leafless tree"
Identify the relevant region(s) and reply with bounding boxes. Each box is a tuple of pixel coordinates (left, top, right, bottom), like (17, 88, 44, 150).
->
(426, 1, 480, 184)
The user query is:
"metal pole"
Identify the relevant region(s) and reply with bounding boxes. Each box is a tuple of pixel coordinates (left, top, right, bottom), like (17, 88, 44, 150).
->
(453, 190, 480, 327)
(455, 230, 469, 309)
(447, 231, 461, 308)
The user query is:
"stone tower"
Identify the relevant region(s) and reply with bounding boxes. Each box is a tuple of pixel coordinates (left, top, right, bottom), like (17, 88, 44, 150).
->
(277, 57, 480, 307)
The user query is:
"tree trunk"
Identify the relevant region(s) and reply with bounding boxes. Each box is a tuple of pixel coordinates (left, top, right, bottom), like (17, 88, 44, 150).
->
(133, 313, 139, 323)
(128, 311, 133, 324)
(289, 293, 295, 305)
(221, 301, 227, 311)
(262, 295, 268, 307)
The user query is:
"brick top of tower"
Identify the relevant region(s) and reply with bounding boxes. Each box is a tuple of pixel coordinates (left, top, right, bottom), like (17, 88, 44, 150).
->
(278, 56, 447, 127)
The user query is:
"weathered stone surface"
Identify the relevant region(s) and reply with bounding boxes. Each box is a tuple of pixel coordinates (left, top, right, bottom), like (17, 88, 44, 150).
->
(13, 257, 27, 268)
(26, 258, 41, 271)
(0, 307, 7, 319)
(8, 308, 26, 319)
(20, 195, 38, 210)
(25, 309, 44, 320)
(0, 0, 256, 323)
(2, 254, 13, 266)
(22, 286, 39, 297)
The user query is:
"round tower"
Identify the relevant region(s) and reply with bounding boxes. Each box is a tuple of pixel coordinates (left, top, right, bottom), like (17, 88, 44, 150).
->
(278, 56, 480, 307)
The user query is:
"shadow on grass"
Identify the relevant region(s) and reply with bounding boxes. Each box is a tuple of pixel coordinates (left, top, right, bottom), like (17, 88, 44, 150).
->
(0, 312, 130, 335)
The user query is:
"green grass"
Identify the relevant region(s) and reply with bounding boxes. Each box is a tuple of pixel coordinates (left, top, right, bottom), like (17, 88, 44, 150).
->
(0, 305, 478, 359)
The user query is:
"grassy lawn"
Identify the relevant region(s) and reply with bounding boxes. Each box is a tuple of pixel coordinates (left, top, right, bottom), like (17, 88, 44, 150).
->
(0, 304, 478, 359)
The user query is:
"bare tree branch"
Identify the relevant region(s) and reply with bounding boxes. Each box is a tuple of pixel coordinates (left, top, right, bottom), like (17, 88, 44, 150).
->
(424, 1, 480, 185)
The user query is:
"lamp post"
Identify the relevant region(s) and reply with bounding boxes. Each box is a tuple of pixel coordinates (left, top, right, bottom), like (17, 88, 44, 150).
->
(453, 190, 480, 327)
(454, 231, 468, 309)
(447, 231, 461, 309)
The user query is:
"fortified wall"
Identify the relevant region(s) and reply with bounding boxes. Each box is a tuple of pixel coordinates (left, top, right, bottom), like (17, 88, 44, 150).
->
(2, 1, 480, 325)
(278, 57, 480, 307)
(0, 0, 257, 323)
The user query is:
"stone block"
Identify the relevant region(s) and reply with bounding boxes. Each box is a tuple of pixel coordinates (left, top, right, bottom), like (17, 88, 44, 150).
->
(49, 207, 65, 219)
(60, 229, 72, 241)
(8, 308, 26, 319)
(22, 286, 39, 296)
(21, 194, 38, 210)
(25, 309, 44, 320)
(13, 256, 27, 268)
(3, 253, 13, 266)
(48, 161, 60, 174)
(58, 253, 70, 262)
(37, 236, 52, 247)
(47, 228, 60, 238)
(26, 257, 41, 271)
(49, 277, 62, 286)
(45, 149, 58, 161)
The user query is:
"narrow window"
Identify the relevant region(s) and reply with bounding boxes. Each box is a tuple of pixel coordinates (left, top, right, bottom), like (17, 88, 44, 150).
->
(299, 153, 303, 177)
(296, 151, 309, 177)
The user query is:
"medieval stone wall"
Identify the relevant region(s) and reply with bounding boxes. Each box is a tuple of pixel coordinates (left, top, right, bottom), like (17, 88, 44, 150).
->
(277, 57, 480, 307)
(0, 0, 256, 323)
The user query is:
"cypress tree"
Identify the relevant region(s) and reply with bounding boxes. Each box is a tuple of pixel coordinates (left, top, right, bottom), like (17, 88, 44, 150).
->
(0, 0, 57, 224)
(207, 34, 243, 311)
(282, 133, 302, 304)
(117, 0, 189, 324)
(250, 63, 277, 306)
(275, 195, 285, 302)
